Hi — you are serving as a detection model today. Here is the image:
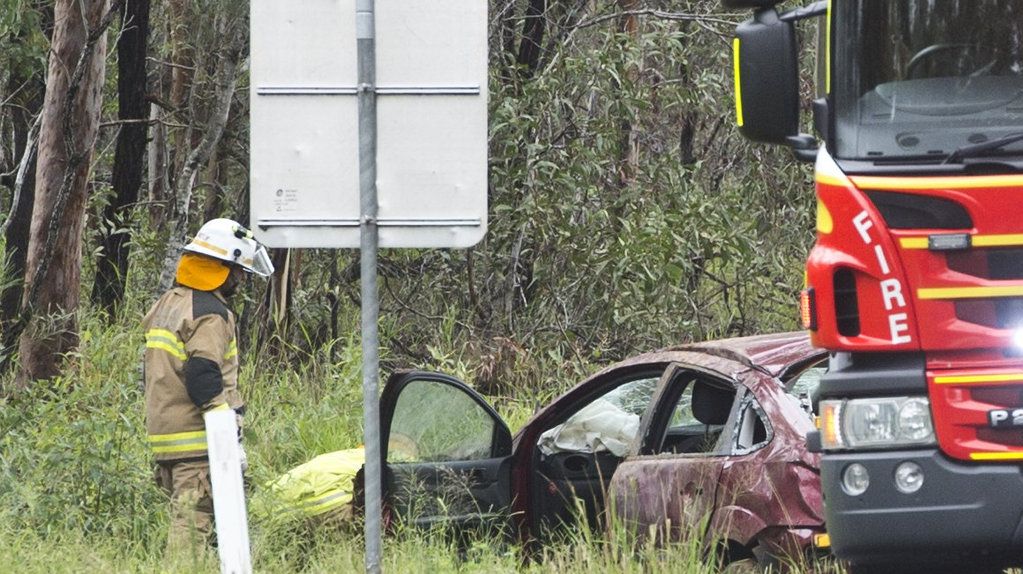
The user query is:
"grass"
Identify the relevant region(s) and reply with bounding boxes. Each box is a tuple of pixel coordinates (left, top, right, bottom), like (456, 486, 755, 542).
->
(0, 302, 839, 573)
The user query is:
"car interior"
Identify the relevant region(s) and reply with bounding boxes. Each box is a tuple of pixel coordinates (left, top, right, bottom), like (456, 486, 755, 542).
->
(530, 370, 663, 537)
(658, 380, 736, 455)
(530, 368, 741, 537)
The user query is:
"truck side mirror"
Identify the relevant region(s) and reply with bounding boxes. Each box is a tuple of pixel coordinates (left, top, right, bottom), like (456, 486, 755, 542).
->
(732, 9, 801, 146)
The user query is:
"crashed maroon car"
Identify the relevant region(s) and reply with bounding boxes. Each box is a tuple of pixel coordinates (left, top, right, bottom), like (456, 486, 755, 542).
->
(377, 332, 827, 566)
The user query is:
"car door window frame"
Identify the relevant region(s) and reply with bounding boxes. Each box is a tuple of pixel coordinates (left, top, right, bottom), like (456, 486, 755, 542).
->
(731, 387, 774, 456)
(378, 371, 516, 533)
(536, 366, 668, 455)
(637, 363, 742, 456)
(526, 363, 670, 537)
(380, 371, 513, 466)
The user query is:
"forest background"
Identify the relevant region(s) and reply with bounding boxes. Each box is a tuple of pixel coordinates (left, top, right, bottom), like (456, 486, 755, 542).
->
(0, 0, 819, 571)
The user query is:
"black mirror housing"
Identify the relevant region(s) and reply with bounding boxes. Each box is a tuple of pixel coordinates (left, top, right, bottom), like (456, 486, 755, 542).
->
(813, 97, 830, 141)
(733, 9, 800, 145)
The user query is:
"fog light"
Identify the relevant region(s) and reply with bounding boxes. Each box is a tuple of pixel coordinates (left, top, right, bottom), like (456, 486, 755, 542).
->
(842, 463, 870, 496)
(894, 462, 924, 494)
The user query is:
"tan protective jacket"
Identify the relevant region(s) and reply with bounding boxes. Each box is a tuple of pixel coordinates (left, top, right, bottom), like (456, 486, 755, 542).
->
(142, 286, 242, 462)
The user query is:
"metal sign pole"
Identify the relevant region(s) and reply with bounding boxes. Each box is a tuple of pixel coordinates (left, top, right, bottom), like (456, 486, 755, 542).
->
(356, 0, 382, 573)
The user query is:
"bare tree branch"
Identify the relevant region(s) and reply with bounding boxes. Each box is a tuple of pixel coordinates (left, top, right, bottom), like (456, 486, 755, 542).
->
(0, 113, 41, 239)
(158, 12, 246, 291)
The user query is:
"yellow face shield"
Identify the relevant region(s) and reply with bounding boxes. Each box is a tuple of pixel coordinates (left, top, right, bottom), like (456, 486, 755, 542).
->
(176, 253, 230, 291)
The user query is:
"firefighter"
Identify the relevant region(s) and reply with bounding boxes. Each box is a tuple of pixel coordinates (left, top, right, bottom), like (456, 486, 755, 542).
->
(142, 218, 274, 553)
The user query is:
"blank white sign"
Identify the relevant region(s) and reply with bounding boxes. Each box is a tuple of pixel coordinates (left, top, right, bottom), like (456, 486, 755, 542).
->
(250, 1, 488, 248)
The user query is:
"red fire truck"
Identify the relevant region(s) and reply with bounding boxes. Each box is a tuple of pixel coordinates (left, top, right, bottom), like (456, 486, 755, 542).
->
(725, 1, 1023, 572)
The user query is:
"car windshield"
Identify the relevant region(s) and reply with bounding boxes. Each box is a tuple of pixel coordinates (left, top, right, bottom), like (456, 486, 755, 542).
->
(786, 363, 826, 419)
(832, 0, 1023, 161)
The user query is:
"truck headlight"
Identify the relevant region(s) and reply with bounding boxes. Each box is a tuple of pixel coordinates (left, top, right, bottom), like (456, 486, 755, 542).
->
(819, 397, 935, 450)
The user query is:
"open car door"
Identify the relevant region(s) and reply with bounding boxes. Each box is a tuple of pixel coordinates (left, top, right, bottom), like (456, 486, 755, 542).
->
(379, 371, 513, 533)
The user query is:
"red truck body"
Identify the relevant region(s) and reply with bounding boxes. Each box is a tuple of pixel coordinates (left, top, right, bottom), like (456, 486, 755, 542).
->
(810, 159, 1023, 462)
(725, 0, 1023, 571)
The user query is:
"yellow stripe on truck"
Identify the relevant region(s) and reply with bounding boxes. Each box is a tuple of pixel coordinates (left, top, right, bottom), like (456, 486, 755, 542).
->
(917, 286, 1023, 300)
(973, 234, 1023, 247)
(934, 373, 1023, 385)
(732, 38, 744, 127)
(849, 174, 1023, 190)
(816, 199, 833, 234)
(970, 452, 1023, 461)
(900, 234, 1023, 250)
(898, 237, 929, 249)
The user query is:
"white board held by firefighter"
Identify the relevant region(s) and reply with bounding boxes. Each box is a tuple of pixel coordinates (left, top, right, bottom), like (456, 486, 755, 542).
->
(250, 0, 487, 249)
(204, 409, 251, 574)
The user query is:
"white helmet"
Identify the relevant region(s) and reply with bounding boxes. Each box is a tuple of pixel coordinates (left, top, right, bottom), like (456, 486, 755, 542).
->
(184, 218, 275, 277)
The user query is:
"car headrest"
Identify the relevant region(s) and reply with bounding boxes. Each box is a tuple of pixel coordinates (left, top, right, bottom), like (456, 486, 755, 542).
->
(692, 383, 734, 426)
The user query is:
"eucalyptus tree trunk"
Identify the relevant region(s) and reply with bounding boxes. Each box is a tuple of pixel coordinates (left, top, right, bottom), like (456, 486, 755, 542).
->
(517, 0, 547, 76)
(157, 13, 244, 292)
(166, 0, 192, 210)
(93, 0, 152, 316)
(16, 0, 117, 386)
(616, 0, 640, 188)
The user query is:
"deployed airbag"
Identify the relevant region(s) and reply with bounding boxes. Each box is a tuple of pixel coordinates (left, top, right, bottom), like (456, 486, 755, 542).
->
(538, 398, 639, 457)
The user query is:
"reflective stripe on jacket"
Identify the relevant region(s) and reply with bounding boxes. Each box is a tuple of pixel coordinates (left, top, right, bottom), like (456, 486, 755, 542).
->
(266, 448, 365, 517)
(142, 286, 242, 462)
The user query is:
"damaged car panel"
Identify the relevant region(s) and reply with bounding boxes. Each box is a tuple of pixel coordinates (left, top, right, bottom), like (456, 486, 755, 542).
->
(611, 339, 826, 564)
(376, 332, 827, 566)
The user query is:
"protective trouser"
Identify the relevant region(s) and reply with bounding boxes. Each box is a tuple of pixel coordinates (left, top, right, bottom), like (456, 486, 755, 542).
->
(156, 459, 214, 553)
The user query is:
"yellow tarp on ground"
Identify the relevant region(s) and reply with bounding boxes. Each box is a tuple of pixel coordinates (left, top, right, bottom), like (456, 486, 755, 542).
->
(266, 447, 365, 517)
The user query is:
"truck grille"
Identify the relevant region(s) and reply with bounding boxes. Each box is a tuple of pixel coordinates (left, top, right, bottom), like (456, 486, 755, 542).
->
(973, 389, 1023, 449)
(954, 298, 1023, 329)
(865, 190, 972, 230)
(947, 248, 1023, 280)
(947, 249, 1023, 329)
(975, 427, 1023, 447)
(931, 379, 1023, 459)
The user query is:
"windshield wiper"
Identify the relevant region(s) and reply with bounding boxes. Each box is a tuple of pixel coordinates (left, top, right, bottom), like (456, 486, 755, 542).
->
(944, 132, 1023, 164)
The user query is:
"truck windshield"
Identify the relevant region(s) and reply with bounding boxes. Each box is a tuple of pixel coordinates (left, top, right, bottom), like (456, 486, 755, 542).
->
(833, 0, 1023, 162)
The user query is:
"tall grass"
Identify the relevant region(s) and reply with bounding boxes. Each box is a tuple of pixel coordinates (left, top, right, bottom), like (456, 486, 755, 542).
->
(1, 301, 833, 572)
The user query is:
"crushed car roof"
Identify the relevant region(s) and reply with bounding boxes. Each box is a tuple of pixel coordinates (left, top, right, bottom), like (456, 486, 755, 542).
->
(672, 331, 820, 376)
(607, 332, 821, 379)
